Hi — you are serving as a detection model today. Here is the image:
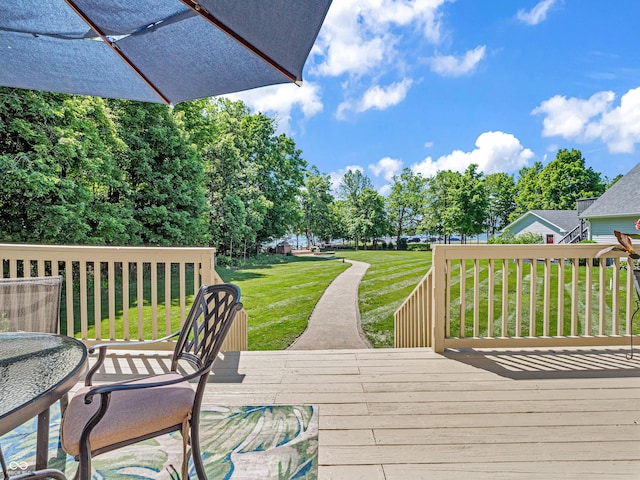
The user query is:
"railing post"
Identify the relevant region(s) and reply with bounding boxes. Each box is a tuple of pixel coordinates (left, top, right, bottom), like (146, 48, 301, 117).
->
(432, 245, 446, 354)
(200, 249, 217, 286)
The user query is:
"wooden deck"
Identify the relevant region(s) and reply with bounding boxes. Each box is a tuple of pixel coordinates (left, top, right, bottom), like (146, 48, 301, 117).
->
(86, 346, 640, 479)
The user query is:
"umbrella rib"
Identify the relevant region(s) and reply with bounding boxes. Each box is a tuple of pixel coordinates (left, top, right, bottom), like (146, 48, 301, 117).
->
(180, 0, 300, 85)
(63, 0, 172, 104)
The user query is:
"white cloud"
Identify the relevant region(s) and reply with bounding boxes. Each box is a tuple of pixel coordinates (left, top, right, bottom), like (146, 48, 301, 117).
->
(429, 46, 486, 77)
(369, 156, 404, 182)
(411, 131, 534, 176)
(532, 91, 615, 138)
(314, 0, 449, 78)
(337, 79, 413, 119)
(224, 82, 323, 133)
(516, 0, 557, 26)
(328, 165, 364, 192)
(532, 86, 640, 153)
(424, 141, 434, 148)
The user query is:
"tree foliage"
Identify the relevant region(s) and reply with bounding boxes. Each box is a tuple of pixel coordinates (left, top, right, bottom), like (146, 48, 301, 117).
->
(0, 89, 615, 253)
(513, 149, 605, 216)
(386, 168, 427, 245)
(0, 90, 307, 251)
(176, 98, 306, 256)
(301, 167, 334, 245)
(485, 172, 516, 237)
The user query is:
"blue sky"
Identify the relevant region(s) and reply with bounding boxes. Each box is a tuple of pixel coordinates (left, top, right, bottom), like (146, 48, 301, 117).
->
(229, 0, 640, 195)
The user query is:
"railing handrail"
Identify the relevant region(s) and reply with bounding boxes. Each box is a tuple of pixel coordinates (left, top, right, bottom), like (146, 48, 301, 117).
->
(0, 244, 248, 350)
(395, 243, 637, 353)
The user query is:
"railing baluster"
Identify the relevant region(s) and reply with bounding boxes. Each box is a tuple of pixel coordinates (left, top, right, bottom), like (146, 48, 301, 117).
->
(123, 262, 130, 341)
(612, 258, 620, 334)
(488, 259, 495, 337)
(108, 261, 115, 340)
(165, 262, 171, 336)
(501, 258, 508, 337)
(93, 261, 101, 340)
(599, 260, 606, 336)
(585, 260, 593, 336)
(473, 259, 480, 337)
(557, 258, 565, 336)
(179, 262, 186, 324)
(459, 259, 466, 338)
(543, 258, 551, 336)
(137, 261, 144, 340)
(151, 261, 158, 340)
(64, 260, 74, 336)
(445, 259, 451, 339)
(626, 267, 633, 335)
(80, 261, 88, 338)
(515, 258, 523, 337)
(529, 259, 536, 336)
(571, 258, 579, 336)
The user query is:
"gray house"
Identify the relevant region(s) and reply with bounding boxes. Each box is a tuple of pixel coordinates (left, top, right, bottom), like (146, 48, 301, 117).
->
(503, 210, 580, 244)
(580, 162, 640, 243)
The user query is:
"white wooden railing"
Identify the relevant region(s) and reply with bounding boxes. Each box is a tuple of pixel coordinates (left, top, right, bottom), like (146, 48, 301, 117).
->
(395, 244, 638, 353)
(0, 244, 247, 350)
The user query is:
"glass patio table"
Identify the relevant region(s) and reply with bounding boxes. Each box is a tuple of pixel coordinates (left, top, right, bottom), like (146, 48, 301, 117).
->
(0, 332, 87, 471)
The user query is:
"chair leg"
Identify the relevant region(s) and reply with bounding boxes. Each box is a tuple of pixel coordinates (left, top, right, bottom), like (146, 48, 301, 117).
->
(190, 422, 207, 480)
(1, 445, 9, 480)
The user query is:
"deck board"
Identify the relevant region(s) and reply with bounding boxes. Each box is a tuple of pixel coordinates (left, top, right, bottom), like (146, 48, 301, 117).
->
(87, 346, 640, 479)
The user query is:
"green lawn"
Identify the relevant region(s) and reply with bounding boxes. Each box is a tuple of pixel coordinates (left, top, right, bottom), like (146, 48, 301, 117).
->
(217, 256, 350, 350)
(338, 250, 432, 347)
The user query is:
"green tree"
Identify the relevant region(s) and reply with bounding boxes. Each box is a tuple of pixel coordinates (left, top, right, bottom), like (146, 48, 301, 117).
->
(338, 169, 374, 249)
(109, 100, 208, 246)
(176, 98, 306, 256)
(386, 168, 427, 246)
(485, 172, 516, 238)
(359, 188, 390, 248)
(0, 89, 132, 244)
(514, 150, 605, 216)
(538, 149, 605, 210)
(301, 167, 335, 246)
(423, 170, 460, 242)
(513, 161, 544, 218)
(454, 165, 488, 242)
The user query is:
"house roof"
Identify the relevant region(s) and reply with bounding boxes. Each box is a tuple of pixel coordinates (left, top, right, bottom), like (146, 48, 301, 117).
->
(580, 162, 640, 218)
(506, 209, 579, 233)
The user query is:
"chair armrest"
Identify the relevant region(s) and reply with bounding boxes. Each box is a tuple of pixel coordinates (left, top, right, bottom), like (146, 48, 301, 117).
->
(83, 369, 201, 404)
(85, 332, 180, 386)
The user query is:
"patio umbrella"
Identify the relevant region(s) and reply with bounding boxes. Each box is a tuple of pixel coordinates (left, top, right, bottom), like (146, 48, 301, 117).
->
(0, 0, 332, 105)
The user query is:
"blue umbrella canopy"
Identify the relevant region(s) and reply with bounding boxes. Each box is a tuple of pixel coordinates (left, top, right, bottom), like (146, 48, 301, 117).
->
(0, 0, 332, 104)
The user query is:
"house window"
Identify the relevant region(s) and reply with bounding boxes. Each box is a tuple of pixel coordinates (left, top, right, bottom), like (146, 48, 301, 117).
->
(546, 234, 554, 244)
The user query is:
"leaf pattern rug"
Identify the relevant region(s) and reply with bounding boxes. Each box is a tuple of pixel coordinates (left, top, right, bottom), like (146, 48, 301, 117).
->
(2, 404, 318, 479)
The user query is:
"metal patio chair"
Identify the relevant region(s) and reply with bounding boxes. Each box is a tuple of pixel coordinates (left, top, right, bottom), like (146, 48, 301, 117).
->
(0, 275, 65, 480)
(60, 283, 243, 480)
(0, 276, 62, 333)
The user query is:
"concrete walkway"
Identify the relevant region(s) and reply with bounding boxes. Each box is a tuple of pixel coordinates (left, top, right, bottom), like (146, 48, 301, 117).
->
(288, 259, 372, 350)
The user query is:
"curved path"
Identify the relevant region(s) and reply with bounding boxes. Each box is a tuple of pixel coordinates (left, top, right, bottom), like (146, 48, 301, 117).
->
(288, 259, 372, 350)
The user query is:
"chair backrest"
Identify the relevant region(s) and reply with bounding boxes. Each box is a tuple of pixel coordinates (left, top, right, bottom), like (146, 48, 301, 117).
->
(0, 276, 63, 333)
(171, 283, 242, 374)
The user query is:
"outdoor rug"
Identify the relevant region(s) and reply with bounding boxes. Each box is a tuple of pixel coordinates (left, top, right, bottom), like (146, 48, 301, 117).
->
(2, 404, 318, 479)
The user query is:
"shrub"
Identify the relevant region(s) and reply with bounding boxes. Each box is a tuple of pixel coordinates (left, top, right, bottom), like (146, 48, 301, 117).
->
(489, 230, 543, 244)
(407, 243, 431, 251)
